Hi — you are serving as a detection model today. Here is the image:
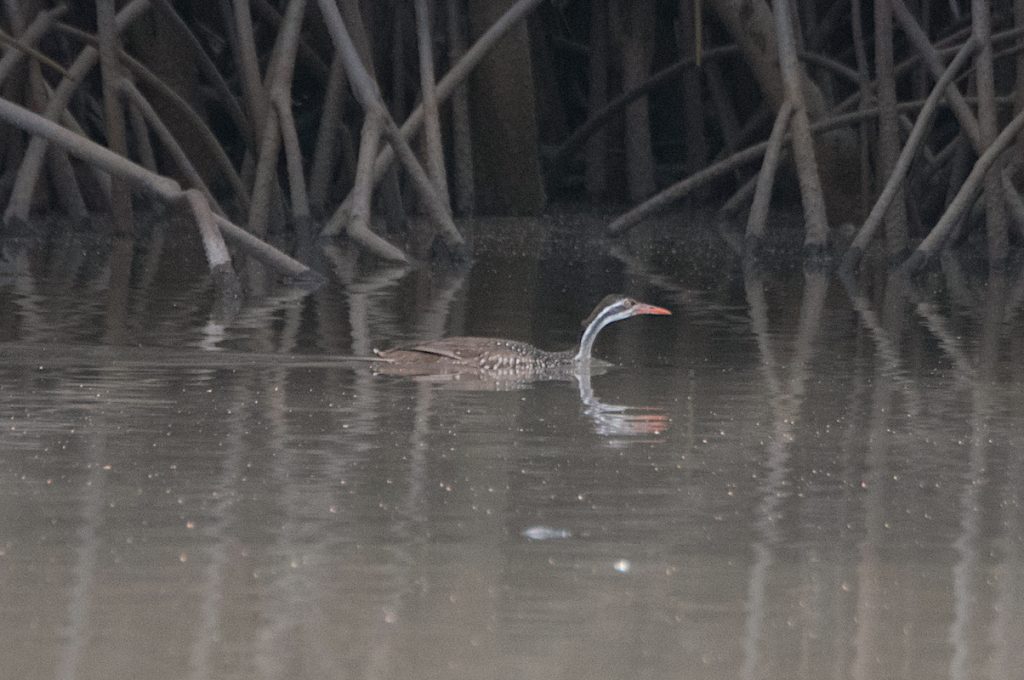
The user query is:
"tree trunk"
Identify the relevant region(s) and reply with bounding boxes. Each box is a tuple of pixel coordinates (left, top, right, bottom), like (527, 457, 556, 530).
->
(446, 0, 475, 215)
(585, 0, 609, 198)
(843, 38, 977, 271)
(617, 0, 657, 201)
(467, 0, 546, 214)
(414, 0, 449, 206)
(97, 0, 134, 234)
(133, 0, 234, 185)
(316, 0, 467, 256)
(973, 0, 1008, 267)
(773, 0, 829, 253)
(309, 54, 350, 215)
(746, 100, 793, 248)
(0, 96, 320, 284)
(1016, 0, 1024, 157)
(677, 0, 707, 177)
(850, 0, 873, 214)
(874, 0, 908, 258)
(707, 0, 861, 222)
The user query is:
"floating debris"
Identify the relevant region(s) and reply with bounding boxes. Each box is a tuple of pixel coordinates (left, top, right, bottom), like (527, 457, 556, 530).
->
(521, 526, 572, 541)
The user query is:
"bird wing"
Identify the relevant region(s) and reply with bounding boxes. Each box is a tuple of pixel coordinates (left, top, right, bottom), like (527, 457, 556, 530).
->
(375, 337, 494, 363)
(402, 344, 465, 361)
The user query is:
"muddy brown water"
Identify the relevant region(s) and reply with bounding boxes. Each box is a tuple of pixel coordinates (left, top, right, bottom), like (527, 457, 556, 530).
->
(2, 219, 1023, 679)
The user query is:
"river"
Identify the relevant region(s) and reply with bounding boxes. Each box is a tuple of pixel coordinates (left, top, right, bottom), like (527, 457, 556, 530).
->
(2, 217, 1022, 679)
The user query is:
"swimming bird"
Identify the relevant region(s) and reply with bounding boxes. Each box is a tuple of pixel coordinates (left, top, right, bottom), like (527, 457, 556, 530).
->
(374, 295, 671, 374)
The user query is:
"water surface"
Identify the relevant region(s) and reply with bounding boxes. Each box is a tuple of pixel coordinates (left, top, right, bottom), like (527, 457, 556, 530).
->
(2, 220, 1023, 679)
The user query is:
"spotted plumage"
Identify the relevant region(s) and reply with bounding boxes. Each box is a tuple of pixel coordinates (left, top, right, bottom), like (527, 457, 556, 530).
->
(374, 295, 671, 377)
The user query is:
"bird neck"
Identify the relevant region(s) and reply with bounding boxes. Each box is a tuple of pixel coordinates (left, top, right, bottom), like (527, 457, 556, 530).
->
(573, 306, 621, 364)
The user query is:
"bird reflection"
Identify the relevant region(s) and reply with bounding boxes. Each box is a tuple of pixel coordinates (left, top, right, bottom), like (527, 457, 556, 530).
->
(575, 369, 670, 440)
(374, 361, 669, 438)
